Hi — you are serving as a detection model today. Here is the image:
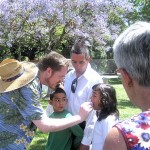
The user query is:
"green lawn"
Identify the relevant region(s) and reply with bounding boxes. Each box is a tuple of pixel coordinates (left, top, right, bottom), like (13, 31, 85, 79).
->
(112, 84, 141, 120)
(27, 79, 141, 150)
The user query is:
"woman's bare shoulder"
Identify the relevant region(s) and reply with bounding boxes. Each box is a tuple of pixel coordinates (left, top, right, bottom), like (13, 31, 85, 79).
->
(103, 127, 127, 150)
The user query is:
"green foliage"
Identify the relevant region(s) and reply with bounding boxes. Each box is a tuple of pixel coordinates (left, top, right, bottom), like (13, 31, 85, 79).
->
(27, 131, 48, 150)
(128, 0, 150, 23)
(0, 0, 134, 60)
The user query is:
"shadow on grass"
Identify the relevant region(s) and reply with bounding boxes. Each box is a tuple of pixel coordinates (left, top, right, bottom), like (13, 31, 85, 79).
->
(108, 78, 122, 85)
(118, 99, 135, 109)
(28, 139, 46, 150)
(28, 132, 48, 150)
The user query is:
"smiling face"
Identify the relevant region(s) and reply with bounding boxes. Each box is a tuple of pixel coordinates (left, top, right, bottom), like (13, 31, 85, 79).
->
(71, 53, 90, 77)
(50, 92, 67, 112)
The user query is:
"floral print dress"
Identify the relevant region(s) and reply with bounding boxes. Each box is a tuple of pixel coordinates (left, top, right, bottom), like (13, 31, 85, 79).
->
(115, 111, 150, 150)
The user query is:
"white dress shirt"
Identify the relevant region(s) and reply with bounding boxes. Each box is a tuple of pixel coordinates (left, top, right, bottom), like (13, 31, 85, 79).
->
(91, 115, 119, 150)
(45, 103, 54, 117)
(64, 64, 103, 145)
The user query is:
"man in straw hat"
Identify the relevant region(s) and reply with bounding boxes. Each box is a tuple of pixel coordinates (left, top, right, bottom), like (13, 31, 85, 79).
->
(0, 51, 93, 149)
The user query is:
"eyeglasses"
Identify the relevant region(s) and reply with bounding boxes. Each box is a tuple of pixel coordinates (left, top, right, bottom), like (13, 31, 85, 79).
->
(71, 78, 78, 93)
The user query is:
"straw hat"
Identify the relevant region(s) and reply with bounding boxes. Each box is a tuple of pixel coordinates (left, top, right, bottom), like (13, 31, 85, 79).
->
(0, 58, 38, 93)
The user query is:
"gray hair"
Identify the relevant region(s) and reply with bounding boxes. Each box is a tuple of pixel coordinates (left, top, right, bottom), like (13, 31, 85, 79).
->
(113, 21, 150, 87)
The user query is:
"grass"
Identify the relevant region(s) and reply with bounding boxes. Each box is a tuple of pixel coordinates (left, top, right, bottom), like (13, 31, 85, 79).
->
(27, 79, 141, 150)
(109, 79, 141, 120)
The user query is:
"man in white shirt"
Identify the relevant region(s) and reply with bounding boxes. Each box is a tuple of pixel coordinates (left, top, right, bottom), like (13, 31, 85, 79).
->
(64, 39, 103, 150)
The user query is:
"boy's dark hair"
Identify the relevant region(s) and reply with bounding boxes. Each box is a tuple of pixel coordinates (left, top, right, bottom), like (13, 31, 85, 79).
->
(92, 83, 119, 121)
(50, 87, 66, 100)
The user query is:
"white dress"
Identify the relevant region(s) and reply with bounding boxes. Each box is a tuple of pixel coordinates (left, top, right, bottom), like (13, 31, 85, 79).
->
(91, 115, 119, 150)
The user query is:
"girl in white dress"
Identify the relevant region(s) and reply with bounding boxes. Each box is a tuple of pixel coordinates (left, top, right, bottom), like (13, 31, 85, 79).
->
(91, 83, 119, 150)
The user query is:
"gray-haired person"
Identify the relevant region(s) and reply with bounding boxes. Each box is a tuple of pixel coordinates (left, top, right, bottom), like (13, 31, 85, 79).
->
(0, 51, 92, 149)
(103, 22, 150, 150)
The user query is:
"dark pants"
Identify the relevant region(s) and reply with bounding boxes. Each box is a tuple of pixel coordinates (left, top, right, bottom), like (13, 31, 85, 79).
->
(79, 121, 86, 130)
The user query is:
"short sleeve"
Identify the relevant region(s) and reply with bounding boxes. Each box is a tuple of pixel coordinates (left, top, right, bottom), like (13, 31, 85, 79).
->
(10, 77, 44, 121)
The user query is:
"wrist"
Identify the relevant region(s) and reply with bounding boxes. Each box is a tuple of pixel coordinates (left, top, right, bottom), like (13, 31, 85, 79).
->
(74, 115, 83, 125)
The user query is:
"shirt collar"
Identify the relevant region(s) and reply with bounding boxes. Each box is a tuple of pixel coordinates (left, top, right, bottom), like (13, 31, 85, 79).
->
(83, 63, 92, 79)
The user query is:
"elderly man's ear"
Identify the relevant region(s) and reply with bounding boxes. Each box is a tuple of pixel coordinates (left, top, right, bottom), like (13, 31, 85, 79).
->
(121, 69, 133, 87)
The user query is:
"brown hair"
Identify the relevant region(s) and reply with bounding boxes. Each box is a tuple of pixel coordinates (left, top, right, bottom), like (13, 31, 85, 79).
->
(38, 51, 69, 71)
(92, 83, 119, 121)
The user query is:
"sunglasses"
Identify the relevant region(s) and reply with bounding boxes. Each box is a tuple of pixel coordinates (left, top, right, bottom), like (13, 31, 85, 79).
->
(71, 78, 78, 93)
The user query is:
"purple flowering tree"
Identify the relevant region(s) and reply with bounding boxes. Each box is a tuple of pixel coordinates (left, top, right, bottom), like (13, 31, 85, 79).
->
(0, 0, 133, 60)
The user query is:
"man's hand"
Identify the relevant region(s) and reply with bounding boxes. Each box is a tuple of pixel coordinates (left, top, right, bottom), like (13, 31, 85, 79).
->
(79, 102, 93, 122)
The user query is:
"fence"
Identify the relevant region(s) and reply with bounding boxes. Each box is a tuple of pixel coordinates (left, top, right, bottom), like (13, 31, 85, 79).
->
(68, 59, 117, 75)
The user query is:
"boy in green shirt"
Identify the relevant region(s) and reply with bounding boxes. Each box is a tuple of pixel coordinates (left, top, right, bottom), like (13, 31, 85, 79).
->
(45, 87, 83, 150)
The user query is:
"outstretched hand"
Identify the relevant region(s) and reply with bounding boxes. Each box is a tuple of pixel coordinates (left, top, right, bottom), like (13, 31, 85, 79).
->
(79, 102, 93, 121)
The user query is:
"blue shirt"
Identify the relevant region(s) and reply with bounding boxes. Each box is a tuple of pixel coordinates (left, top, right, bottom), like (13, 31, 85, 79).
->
(0, 77, 44, 149)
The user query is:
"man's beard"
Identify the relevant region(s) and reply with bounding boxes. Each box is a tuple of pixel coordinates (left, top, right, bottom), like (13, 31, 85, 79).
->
(45, 76, 60, 90)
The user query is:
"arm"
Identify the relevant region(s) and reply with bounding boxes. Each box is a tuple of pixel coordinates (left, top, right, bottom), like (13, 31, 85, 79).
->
(19, 78, 92, 133)
(79, 110, 97, 150)
(79, 144, 90, 150)
(80, 77, 102, 147)
(103, 127, 127, 150)
(33, 102, 93, 132)
(71, 124, 84, 150)
(79, 75, 102, 149)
